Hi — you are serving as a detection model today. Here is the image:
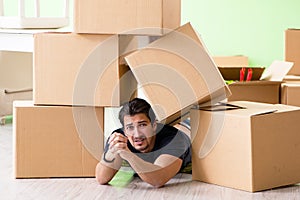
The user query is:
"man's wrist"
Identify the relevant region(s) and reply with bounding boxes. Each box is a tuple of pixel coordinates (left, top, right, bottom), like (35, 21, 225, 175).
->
(119, 150, 133, 161)
(103, 150, 115, 163)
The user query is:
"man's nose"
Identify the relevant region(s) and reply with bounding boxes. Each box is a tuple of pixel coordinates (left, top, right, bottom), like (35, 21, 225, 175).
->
(132, 126, 141, 137)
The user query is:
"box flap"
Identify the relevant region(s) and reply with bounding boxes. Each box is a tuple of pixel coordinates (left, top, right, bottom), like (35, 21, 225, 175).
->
(197, 101, 278, 117)
(272, 103, 300, 113)
(260, 60, 294, 81)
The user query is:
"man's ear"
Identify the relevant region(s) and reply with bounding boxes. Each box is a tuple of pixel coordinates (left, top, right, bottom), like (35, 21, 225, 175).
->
(152, 120, 157, 133)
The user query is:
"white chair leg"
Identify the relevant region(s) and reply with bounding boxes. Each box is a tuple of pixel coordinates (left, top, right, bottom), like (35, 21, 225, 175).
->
(18, 0, 25, 18)
(0, 0, 4, 16)
(34, 0, 40, 17)
(64, 0, 70, 18)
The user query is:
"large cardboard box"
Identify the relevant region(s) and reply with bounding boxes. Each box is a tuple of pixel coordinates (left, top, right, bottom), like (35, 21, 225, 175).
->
(74, 0, 181, 35)
(191, 101, 300, 192)
(34, 33, 137, 107)
(13, 101, 104, 178)
(281, 83, 300, 107)
(228, 81, 282, 104)
(285, 29, 300, 75)
(125, 22, 231, 125)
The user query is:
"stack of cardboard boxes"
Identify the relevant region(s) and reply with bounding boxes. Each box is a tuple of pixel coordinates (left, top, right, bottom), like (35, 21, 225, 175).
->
(13, 0, 300, 193)
(282, 29, 300, 107)
(13, 0, 230, 178)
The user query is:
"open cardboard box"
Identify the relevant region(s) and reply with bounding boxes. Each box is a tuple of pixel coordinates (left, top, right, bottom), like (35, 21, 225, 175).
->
(191, 101, 300, 192)
(223, 61, 294, 104)
(125, 22, 231, 125)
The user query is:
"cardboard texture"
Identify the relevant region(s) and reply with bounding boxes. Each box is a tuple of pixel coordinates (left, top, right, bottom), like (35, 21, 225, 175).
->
(228, 81, 282, 104)
(125, 22, 230, 124)
(212, 55, 248, 67)
(285, 29, 300, 75)
(281, 83, 300, 106)
(34, 33, 137, 107)
(0, 88, 32, 116)
(74, 0, 181, 35)
(191, 101, 300, 192)
(283, 75, 300, 83)
(13, 101, 104, 178)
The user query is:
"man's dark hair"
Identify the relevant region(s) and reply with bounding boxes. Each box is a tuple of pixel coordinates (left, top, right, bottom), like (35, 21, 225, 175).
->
(118, 98, 156, 126)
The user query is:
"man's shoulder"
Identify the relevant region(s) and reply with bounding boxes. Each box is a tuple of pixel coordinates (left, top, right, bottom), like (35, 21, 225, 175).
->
(156, 123, 177, 134)
(112, 128, 124, 135)
(157, 123, 188, 139)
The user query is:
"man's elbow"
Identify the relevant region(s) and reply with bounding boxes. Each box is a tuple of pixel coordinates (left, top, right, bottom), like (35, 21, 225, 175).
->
(96, 176, 110, 185)
(147, 179, 168, 188)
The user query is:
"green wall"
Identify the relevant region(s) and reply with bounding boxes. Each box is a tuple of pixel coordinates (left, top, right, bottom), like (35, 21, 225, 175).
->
(182, 0, 300, 67)
(3, 0, 300, 67)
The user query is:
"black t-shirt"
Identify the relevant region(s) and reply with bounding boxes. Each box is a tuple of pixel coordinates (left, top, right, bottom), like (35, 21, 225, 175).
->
(105, 123, 191, 170)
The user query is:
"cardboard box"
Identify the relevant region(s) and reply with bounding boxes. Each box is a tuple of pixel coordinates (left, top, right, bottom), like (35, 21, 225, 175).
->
(13, 101, 104, 178)
(283, 75, 300, 83)
(0, 88, 32, 116)
(220, 61, 294, 104)
(0, 51, 33, 89)
(34, 33, 137, 107)
(285, 29, 300, 75)
(212, 55, 248, 67)
(125, 22, 231, 125)
(74, 0, 181, 35)
(228, 81, 282, 104)
(281, 83, 300, 106)
(191, 101, 300, 192)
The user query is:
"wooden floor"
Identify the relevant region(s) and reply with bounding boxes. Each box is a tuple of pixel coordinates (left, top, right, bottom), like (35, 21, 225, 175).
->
(1, 124, 300, 200)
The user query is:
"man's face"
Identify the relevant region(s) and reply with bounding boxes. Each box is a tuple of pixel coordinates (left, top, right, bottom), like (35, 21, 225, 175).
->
(123, 113, 157, 153)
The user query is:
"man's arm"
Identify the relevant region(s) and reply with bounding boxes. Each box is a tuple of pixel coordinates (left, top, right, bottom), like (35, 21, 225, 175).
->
(96, 132, 183, 187)
(95, 151, 122, 185)
(95, 132, 127, 184)
(119, 150, 182, 188)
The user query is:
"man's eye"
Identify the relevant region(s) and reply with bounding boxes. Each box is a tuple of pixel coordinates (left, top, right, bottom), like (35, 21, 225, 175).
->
(139, 123, 147, 127)
(127, 126, 134, 130)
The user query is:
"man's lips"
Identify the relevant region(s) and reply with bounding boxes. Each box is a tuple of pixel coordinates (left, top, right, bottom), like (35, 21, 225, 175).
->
(134, 137, 145, 145)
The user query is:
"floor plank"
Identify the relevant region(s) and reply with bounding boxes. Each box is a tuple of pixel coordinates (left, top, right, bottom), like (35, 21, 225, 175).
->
(1, 124, 300, 200)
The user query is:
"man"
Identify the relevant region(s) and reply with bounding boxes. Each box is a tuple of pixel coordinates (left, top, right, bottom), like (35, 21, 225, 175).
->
(96, 98, 191, 188)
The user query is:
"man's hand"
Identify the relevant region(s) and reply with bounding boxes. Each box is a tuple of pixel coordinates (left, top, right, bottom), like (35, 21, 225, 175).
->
(108, 132, 129, 154)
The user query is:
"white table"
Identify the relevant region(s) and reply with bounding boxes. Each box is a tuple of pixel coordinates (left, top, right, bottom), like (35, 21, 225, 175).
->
(0, 27, 71, 52)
